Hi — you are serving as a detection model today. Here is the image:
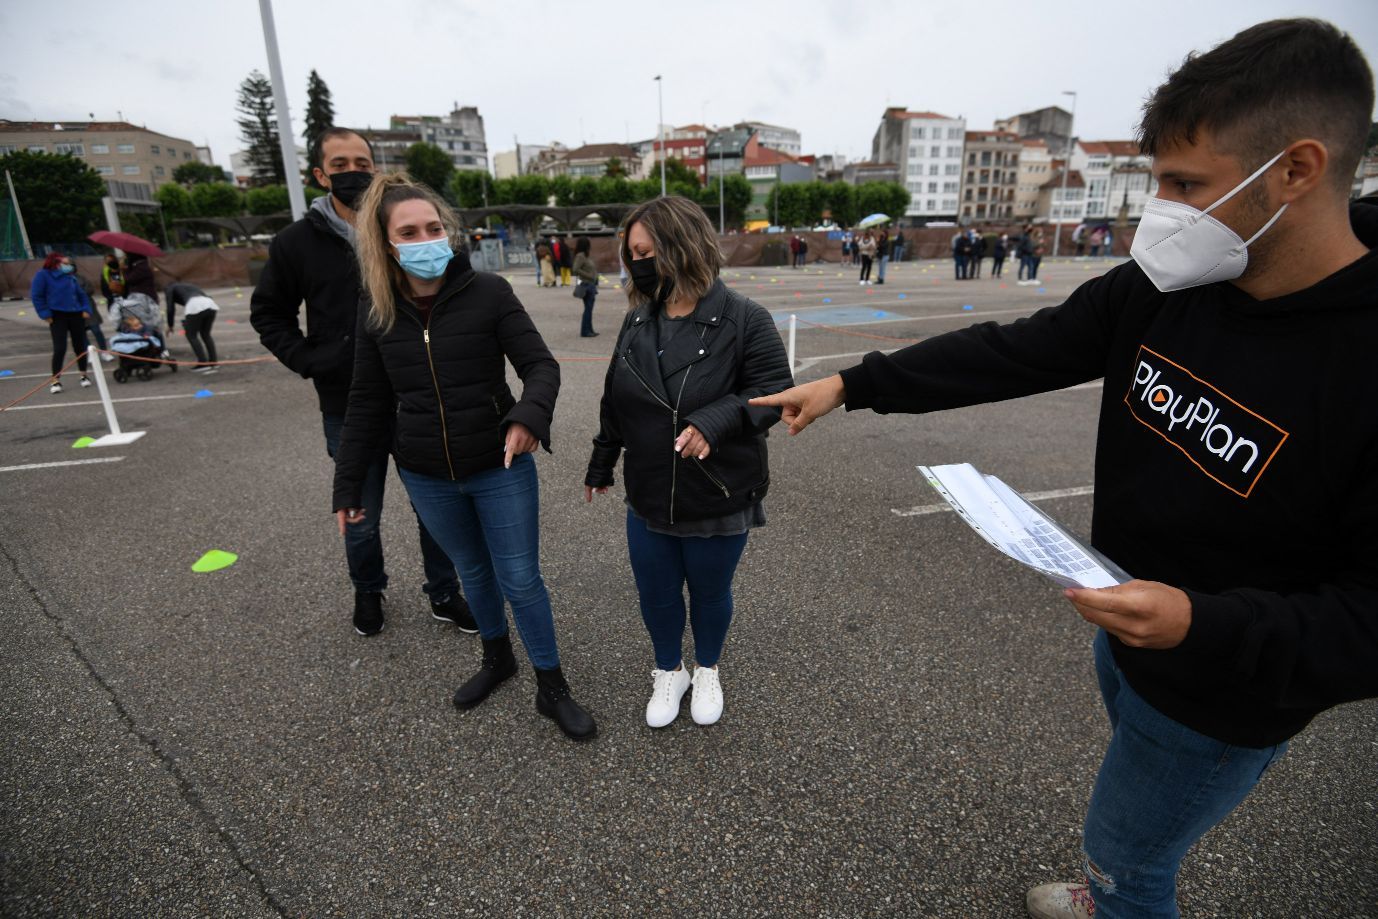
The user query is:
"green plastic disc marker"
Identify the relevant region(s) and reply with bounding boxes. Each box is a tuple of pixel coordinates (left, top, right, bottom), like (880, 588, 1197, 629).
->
(71, 436, 95, 449)
(192, 550, 238, 573)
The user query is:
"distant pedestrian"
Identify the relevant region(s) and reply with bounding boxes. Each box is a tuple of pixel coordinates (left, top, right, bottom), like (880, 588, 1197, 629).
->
(875, 228, 890, 284)
(1089, 226, 1105, 257)
(99, 254, 125, 307)
(789, 234, 801, 268)
(31, 253, 92, 393)
(1102, 227, 1113, 256)
(1073, 222, 1088, 257)
(572, 237, 599, 338)
(537, 244, 557, 286)
(1016, 226, 1033, 280)
(72, 265, 113, 360)
(954, 231, 973, 280)
(991, 234, 1007, 278)
(1022, 228, 1046, 285)
(122, 253, 158, 302)
(165, 281, 221, 372)
(857, 230, 877, 284)
(585, 194, 793, 729)
(798, 235, 808, 267)
(893, 230, 906, 262)
(970, 230, 987, 279)
(558, 235, 574, 286)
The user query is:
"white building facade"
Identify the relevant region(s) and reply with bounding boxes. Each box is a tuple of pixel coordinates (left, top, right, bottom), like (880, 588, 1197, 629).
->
(873, 108, 966, 223)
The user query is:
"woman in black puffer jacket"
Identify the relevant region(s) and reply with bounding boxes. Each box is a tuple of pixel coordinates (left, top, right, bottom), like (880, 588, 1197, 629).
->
(585, 195, 794, 730)
(334, 173, 595, 742)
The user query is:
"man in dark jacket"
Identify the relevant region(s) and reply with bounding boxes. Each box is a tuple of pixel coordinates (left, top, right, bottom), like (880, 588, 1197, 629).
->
(250, 127, 469, 637)
(752, 19, 1377, 919)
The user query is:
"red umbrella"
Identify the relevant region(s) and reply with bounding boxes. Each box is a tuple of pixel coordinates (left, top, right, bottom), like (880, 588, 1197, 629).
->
(88, 230, 164, 258)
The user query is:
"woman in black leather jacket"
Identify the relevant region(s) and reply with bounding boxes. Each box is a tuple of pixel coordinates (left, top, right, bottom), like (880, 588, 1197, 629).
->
(585, 195, 793, 729)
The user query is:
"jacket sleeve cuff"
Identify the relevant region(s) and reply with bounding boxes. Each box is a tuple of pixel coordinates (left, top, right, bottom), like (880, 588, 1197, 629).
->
(838, 361, 877, 412)
(504, 403, 552, 450)
(1177, 589, 1252, 659)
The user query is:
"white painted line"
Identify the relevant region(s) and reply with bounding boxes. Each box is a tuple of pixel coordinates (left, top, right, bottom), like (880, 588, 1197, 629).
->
(773, 305, 1043, 328)
(0, 456, 126, 473)
(891, 484, 1095, 517)
(4, 390, 245, 411)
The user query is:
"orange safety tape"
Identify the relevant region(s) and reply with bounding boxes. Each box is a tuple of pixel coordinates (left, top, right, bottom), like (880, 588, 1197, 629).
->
(91, 348, 276, 367)
(0, 352, 88, 413)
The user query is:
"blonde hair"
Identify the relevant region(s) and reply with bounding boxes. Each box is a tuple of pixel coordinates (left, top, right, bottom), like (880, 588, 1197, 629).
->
(619, 195, 723, 310)
(353, 171, 461, 333)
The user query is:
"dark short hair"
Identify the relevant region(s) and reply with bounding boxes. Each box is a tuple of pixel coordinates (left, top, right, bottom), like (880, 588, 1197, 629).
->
(317, 128, 375, 168)
(1138, 18, 1374, 193)
(575, 237, 590, 255)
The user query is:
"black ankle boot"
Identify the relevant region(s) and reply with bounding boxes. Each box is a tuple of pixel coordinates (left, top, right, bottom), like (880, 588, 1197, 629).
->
(534, 667, 597, 741)
(453, 635, 517, 710)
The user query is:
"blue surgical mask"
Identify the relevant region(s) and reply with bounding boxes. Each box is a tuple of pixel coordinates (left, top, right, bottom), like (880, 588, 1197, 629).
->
(59, 263, 75, 274)
(392, 237, 453, 280)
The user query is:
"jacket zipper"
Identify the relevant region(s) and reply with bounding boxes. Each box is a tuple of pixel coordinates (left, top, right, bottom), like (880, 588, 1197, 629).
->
(692, 457, 731, 498)
(423, 325, 456, 479)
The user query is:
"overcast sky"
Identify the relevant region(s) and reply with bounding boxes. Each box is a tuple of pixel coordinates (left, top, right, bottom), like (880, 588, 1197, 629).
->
(3, 0, 1375, 173)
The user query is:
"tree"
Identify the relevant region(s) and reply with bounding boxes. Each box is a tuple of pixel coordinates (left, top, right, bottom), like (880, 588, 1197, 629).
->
(493, 174, 550, 206)
(246, 185, 290, 215)
(450, 170, 495, 208)
(695, 174, 753, 228)
(303, 69, 335, 188)
(826, 182, 857, 227)
(604, 156, 627, 179)
(191, 182, 243, 218)
(405, 143, 455, 197)
(548, 174, 575, 206)
(0, 150, 105, 244)
(237, 70, 284, 186)
(155, 182, 194, 220)
(172, 161, 229, 185)
(854, 182, 911, 224)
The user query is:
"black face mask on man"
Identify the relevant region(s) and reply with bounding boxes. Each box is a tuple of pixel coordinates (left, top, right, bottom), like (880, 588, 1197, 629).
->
(327, 170, 373, 209)
(629, 256, 672, 303)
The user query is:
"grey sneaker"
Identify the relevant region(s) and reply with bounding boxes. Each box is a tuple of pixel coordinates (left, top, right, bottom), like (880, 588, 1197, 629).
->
(1026, 883, 1095, 918)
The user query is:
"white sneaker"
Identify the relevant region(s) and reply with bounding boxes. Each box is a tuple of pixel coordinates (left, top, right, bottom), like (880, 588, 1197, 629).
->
(858, 280, 865, 286)
(645, 667, 691, 728)
(49, 381, 63, 394)
(100, 353, 115, 363)
(79, 375, 91, 388)
(1026, 882, 1096, 918)
(690, 666, 723, 725)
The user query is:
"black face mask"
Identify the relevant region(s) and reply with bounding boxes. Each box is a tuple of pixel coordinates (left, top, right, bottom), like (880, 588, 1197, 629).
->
(327, 170, 373, 208)
(628, 256, 671, 303)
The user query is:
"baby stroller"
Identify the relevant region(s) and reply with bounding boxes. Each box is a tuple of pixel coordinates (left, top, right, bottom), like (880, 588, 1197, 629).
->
(109, 293, 177, 382)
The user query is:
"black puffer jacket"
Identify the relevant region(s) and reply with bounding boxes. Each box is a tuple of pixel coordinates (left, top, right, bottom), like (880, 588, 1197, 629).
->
(249, 206, 359, 416)
(586, 280, 793, 526)
(332, 257, 560, 510)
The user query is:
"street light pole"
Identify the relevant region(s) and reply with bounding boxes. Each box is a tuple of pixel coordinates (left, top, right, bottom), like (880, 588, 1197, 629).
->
(718, 137, 725, 234)
(655, 75, 666, 197)
(257, 0, 306, 220)
(1052, 90, 1077, 257)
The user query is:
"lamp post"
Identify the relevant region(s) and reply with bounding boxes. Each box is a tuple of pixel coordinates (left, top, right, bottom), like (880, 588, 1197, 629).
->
(718, 138, 725, 234)
(1052, 90, 1077, 257)
(655, 75, 666, 197)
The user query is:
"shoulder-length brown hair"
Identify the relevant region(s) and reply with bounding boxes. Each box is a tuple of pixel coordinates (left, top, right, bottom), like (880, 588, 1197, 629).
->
(353, 171, 461, 333)
(618, 195, 722, 310)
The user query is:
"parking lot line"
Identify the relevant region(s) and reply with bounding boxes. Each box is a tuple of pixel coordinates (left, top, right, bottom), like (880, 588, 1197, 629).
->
(4, 390, 245, 411)
(0, 457, 127, 473)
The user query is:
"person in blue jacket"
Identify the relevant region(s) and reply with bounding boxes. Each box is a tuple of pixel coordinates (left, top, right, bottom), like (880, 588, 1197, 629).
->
(31, 253, 93, 394)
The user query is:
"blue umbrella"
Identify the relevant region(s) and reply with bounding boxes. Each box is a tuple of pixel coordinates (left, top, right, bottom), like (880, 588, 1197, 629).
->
(857, 213, 891, 229)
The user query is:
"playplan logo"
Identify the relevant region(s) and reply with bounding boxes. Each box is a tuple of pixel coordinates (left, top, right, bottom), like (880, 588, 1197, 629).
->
(1125, 346, 1288, 498)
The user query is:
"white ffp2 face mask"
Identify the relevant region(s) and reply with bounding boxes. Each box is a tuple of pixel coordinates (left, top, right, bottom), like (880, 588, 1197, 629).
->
(1131, 149, 1289, 292)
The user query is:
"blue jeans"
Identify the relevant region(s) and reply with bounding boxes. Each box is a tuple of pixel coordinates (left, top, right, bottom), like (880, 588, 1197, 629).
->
(625, 510, 749, 670)
(397, 454, 559, 669)
(580, 288, 597, 336)
(1081, 630, 1287, 917)
(877, 255, 888, 281)
(322, 414, 458, 601)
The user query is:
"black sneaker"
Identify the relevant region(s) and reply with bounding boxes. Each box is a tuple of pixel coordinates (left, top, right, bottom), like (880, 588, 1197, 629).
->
(353, 591, 385, 636)
(431, 594, 478, 634)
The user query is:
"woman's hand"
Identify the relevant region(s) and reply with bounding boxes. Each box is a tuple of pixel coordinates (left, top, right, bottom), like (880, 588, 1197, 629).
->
(81, 312, 90, 319)
(504, 422, 538, 468)
(335, 507, 366, 536)
(674, 424, 711, 460)
(584, 485, 610, 503)
(44, 317, 53, 325)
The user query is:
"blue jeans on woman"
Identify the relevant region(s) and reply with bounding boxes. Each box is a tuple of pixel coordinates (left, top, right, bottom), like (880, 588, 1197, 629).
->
(322, 414, 459, 602)
(398, 454, 560, 670)
(1081, 629, 1287, 917)
(580, 287, 597, 336)
(625, 510, 749, 671)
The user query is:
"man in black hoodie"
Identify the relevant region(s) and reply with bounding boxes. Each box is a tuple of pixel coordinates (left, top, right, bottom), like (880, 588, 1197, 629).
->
(250, 128, 469, 638)
(753, 19, 1377, 919)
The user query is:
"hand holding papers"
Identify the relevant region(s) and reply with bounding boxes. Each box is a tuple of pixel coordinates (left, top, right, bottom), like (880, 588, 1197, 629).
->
(917, 463, 1130, 590)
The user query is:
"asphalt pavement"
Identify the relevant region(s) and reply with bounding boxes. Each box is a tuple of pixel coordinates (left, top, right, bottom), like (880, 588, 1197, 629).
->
(1, 254, 1374, 918)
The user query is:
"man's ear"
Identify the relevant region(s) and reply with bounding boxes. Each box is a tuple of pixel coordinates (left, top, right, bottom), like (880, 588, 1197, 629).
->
(312, 167, 329, 189)
(1275, 139, 1329, 204)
